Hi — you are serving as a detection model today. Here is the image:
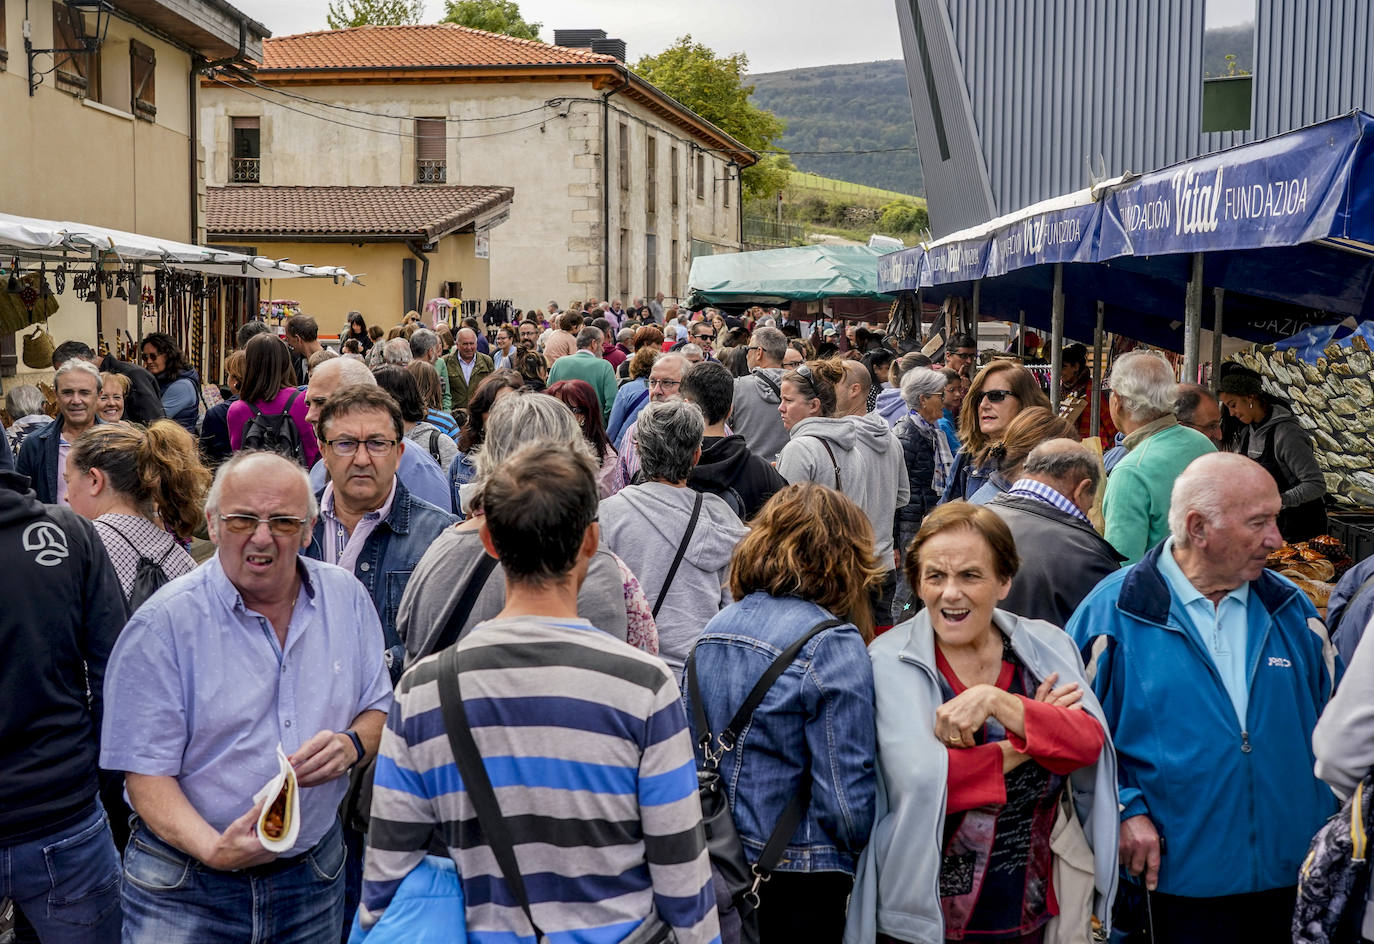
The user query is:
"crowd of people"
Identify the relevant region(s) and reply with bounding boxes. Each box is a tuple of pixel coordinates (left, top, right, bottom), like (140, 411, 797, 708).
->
(0, 296, 1360, 944)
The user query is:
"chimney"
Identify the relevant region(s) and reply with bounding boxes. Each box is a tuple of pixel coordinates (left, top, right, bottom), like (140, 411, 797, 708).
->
(553, 29, 626, 62)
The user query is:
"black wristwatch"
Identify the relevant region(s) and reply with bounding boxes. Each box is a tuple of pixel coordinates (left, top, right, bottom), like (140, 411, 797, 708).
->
(344, 729, 365, 767)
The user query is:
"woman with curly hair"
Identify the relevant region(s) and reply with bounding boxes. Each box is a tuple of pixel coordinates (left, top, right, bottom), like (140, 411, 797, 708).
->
(684, 483, 882, 942)
(139, 332, 202, 433)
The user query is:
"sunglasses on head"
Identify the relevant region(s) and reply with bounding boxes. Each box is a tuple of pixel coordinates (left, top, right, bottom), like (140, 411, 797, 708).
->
(977, 389, 1018, 405)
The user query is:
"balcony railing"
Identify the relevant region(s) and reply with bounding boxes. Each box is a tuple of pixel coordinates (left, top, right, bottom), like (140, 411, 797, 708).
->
(231, 157, 260, 184)
(416, 159, 447, 184)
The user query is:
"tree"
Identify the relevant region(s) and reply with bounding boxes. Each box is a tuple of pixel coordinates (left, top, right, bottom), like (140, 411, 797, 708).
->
(325, 0, 425, 29)
(441, 0, 541, 41)
(634, 36, 789, 200)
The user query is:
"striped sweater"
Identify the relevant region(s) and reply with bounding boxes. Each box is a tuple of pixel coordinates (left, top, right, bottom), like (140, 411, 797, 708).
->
(361, 615, 720, 944)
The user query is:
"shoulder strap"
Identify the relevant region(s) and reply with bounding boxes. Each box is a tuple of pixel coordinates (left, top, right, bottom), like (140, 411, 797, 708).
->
(431, 554, 499, 655)
(282, 388, 300, 414)
(686, 617, 845, 875)
(818, 439, 842, 490)
(428, 428, 443, 464)
(437, 646, 546, 943)
(653, 491, 704, 619)
(751, 368, 781, 397)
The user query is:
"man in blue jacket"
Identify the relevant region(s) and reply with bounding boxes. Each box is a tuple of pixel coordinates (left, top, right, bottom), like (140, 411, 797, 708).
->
(1067, 452, 1339, 944)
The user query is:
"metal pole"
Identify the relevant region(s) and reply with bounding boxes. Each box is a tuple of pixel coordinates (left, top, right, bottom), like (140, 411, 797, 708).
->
(970, 279, 980, 340)
(1090, 299, 1105, 439)
(1017, 309, 1026, 357)
(1183, 252, 1204, 383)
(1211, 286, 1225, 391)
(1050, 263, 1064, 412)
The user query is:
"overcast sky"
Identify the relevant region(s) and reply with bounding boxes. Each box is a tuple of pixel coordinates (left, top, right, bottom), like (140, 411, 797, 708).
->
(229, 0, 906, 74)
(230, 0, 1258, 75)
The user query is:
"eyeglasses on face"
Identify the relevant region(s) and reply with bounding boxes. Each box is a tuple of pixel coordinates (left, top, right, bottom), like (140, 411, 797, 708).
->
(324, 437, 398, 457)
(648, 378, 681, 390)
(693, 332, 716, 341)
(140, 351, 159, 362)
(977, 389, 1018, 405)
(218, 513, 308, 536)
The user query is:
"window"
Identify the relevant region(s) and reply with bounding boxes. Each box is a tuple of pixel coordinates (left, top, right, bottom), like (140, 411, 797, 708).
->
(645, 135, 656, 216)
(618, 122, 629, 190)
(415, 117, 446, 183)
(1201, 0, 1255, 132)
(53, 5, 96, 96)
(129, 40, 156, 119)
(671, 146, 680, 207)
(696, 153, 705, 200)
(618, 228, 629, 298)
(231, 117, 260, 183)
(0, 0, 9, 63)
(645, 234, 657, 298)
(671, 239, 679, 296)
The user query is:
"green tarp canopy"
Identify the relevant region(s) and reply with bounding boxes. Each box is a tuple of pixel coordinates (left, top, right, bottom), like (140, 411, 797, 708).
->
(686, 244, 888, 309)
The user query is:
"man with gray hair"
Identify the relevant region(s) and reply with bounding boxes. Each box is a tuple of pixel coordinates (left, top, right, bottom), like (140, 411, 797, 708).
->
(1069, 452, 1336, 944)
(102, 450, 392, 942)
(16, 359, 102, 503)
(382, 337, 413, 367)
(1101, 349, 1215, 564)
(732, 324, 790, 461)
(599, 399, 748, 673)
(985, 439, 1122, 626)
(1174, 382, 1223, 446)
(409, 327, 451, 409)
(617, 352, 688, 484)
(546, 324, 618, 421)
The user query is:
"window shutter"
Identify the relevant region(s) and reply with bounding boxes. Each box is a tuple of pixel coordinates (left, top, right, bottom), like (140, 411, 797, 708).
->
(130, 39, 156, 119)
(415, 119, 445, 160)
(53, 6, 89, 94)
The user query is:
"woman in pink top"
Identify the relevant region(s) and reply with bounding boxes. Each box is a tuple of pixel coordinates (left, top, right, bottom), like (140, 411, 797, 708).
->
(226, 333, 320, 467)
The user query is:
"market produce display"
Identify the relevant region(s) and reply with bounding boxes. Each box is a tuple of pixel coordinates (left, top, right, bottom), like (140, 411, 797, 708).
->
(1235, 336, 1374, 506)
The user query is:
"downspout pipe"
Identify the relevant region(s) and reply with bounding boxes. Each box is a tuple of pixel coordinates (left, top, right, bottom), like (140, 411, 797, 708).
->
(406, 241, 431, 311)
(601, 68, 629, 301)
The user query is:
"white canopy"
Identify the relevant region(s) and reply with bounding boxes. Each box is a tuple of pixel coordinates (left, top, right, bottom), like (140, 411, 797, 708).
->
(0, 211, 360, 283)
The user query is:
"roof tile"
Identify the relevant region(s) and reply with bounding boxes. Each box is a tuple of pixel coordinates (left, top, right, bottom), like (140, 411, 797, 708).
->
(261, 24, 619, 71)
(206, 185, 514, 240)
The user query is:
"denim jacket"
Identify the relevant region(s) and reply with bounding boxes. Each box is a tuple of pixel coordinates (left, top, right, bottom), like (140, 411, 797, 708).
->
(683, 592, 876, 875)
(306, 480, 456, 678)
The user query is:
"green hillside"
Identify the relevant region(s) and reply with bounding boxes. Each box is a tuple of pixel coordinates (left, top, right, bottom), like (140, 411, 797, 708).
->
(788, 171, 923, 203)
(749, 60, 925, 196)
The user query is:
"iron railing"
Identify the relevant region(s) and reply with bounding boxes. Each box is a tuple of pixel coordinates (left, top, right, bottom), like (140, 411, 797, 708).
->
(230, 157, 260, 183)
(416, 159, 447, 183)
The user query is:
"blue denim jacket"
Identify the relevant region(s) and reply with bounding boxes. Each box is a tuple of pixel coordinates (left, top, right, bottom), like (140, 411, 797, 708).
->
(306, 480, 457, 678)
(683, 592, 876, 875)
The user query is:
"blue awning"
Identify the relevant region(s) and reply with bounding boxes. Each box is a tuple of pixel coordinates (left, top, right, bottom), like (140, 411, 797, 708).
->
(877, 110, 1374, 348)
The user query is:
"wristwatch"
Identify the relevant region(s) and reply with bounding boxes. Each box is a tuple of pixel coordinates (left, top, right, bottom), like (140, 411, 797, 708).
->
(344, 729, 365, 767)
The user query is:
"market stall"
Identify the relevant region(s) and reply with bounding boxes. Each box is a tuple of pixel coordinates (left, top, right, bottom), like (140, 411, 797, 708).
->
(686, 244, 893, 321)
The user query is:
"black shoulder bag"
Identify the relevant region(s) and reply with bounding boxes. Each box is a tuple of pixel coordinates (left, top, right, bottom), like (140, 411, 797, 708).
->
(685, 618, 844, 944)
(653, 491, 704, 620)
(438, 645, 672, 944)
(344, 553, 499, 833)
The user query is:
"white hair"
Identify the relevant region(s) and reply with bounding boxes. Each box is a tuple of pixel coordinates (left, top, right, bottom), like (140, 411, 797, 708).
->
(1167, 453, 1253, 546)
(314, 356, 375, 388)
(900, 366, 948, 408)
(1109, 350, 1178, 422)
(205, 451, 318, 539)
(54, 358, 102, 391)
(382, 337, 413, 366)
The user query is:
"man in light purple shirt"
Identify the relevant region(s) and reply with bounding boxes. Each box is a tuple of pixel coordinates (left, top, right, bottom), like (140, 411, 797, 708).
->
(101, 451, 392, 943)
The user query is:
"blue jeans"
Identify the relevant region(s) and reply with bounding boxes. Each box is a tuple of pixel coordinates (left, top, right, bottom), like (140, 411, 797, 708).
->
(0, 801, 122, 944)
(120, 817, 345, 944)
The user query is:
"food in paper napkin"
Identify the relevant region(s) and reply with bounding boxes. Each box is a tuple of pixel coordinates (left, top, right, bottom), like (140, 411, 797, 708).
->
(253, 743, 300, 853)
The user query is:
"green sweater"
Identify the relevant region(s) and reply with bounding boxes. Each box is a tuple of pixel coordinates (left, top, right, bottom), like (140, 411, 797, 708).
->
(1103, 419, 1217, 564)
(545, 350, 619, 423)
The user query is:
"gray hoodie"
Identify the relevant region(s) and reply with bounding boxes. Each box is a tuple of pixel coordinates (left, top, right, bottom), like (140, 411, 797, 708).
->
(598, 482, 747, 674)
(777, 414, 910, 563)
(731, 368, 789, 462)
(1240, 402, 1325, 507)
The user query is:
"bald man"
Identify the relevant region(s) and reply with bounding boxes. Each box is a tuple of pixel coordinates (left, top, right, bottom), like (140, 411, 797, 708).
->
(442, 328, 494, 410)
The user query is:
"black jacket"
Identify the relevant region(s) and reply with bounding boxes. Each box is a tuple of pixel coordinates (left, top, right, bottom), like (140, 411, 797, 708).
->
(894, 415, 940, 525)
(689, 434, 787, 520)
(15, 416, 105, 504)
(0, 471, 127, 840)
(986, 492, 1124, 628)
(100, 354, 166, 425)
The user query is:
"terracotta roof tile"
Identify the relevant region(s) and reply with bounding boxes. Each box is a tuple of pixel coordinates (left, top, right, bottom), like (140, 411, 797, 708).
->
(206, 185, 514, 240)
(261, 24, 618, 71)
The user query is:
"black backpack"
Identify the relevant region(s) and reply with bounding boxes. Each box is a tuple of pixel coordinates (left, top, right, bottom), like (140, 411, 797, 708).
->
(241, 389, 306, 465)
(103, 523, 180, 612)
(1294, 775, 1374, 943)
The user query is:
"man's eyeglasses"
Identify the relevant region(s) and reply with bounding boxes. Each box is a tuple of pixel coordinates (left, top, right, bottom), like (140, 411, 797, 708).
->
(324, 437, 398, 457)
(976, 389, 1018, 405)
(648, 378, 681, 390)
(218, 513, 309, 536)
(693, 331, 716, 341)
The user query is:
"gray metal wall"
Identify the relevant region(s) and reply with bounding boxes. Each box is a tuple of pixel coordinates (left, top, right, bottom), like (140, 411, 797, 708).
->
(898, 0, 1374, 236)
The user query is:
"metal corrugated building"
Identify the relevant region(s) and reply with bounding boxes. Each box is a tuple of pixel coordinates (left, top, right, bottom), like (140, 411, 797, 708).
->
(898, 0, 1374, 236)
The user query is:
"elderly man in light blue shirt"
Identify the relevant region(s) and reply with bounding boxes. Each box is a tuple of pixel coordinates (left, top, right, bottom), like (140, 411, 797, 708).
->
(101, 451, 391, 944)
